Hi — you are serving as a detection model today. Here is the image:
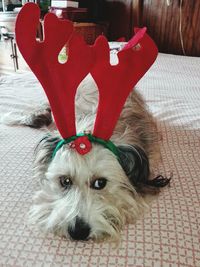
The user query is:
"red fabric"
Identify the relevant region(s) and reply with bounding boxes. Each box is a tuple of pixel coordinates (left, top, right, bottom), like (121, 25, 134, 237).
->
(15, 3, 158, 141)
(15, 3, 93, 138)
(91, 29, 158, 140)
(70, 136, 92, 155)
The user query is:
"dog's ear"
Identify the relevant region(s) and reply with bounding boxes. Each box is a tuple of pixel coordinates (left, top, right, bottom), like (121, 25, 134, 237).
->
(117, 145, 170, 194)
(117, 145, 150, 190)
(34, 134, 61, 182)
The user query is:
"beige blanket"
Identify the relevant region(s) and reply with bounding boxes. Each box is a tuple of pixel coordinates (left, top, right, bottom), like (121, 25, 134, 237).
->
(0, 53, 200, 267)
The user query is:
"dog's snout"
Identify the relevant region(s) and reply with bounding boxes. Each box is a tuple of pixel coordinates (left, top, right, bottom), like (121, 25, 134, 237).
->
(68, 217, 91, 241)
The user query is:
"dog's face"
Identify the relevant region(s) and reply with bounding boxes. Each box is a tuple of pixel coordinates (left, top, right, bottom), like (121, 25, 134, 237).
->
(29, 135, 147, 242)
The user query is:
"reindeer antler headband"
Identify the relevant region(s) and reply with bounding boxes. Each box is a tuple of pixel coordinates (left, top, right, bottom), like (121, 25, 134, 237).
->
(15, 3, 158, 157)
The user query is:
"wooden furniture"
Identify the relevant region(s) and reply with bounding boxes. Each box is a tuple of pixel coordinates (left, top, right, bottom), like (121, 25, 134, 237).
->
(73, 22, 108, 45)
(103, 0, 200, 56)
(102, 0, 133, 41)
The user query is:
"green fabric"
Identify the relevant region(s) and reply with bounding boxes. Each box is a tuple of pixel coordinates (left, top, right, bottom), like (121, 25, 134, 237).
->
(52, 133, 119, 158)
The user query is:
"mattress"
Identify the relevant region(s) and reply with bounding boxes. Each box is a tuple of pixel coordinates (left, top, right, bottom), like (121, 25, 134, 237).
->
(0, 53, 200, 267)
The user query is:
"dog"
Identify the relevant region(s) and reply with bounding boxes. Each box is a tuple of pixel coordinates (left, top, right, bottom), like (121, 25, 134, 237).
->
(7, 75, 169, 243)
(8, 3, 170, 243)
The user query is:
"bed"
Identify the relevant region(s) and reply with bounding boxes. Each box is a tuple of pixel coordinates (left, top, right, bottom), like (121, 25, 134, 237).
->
(0, 53, 200, 267)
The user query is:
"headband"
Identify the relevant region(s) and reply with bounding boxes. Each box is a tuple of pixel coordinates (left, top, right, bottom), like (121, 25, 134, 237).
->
(15, 3, 158, 158)
(52, 133, 120, 158)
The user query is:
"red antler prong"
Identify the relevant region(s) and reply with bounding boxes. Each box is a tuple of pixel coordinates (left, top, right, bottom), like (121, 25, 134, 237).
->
(16, 3, 94, 139)
(91, 28, 158, 140)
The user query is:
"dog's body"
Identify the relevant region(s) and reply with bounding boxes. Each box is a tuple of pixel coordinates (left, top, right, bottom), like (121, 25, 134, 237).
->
(21, 76, 169, 243)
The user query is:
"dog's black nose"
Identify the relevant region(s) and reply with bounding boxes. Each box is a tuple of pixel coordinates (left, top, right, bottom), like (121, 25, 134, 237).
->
(68, 217, 91, 241)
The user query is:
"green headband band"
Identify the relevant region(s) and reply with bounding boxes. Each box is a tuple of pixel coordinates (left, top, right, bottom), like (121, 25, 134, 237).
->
(52, 133, 120, 158)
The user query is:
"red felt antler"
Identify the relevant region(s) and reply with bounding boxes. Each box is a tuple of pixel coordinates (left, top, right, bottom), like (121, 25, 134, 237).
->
(16, 3, 158, 155)
(91, 28, 158, 140)
(15, 3, 94, 139)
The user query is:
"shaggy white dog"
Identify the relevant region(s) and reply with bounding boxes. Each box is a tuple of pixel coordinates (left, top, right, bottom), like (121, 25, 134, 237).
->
(8, 76, 169, 243)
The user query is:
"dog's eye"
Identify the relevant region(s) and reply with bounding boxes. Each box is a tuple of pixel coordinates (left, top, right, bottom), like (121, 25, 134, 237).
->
(91, 178, 107, 190)
(59, 176, 72, 189)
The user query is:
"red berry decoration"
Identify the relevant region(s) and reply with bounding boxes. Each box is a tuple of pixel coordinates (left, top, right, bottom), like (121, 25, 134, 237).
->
(73, 136, 92, 155)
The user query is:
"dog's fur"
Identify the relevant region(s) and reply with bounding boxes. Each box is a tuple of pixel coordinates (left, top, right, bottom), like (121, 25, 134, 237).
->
(3, 76, 170, 243)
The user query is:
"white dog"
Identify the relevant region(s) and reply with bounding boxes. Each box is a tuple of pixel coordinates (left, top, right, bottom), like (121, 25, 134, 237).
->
(9, 76, 169, 243)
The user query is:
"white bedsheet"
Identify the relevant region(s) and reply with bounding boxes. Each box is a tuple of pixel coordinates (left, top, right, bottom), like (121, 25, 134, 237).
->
(0, 53, 200, 267)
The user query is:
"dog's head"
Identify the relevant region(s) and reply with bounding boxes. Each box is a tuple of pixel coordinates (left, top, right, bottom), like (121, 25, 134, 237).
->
(29, 134, 168, 242)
